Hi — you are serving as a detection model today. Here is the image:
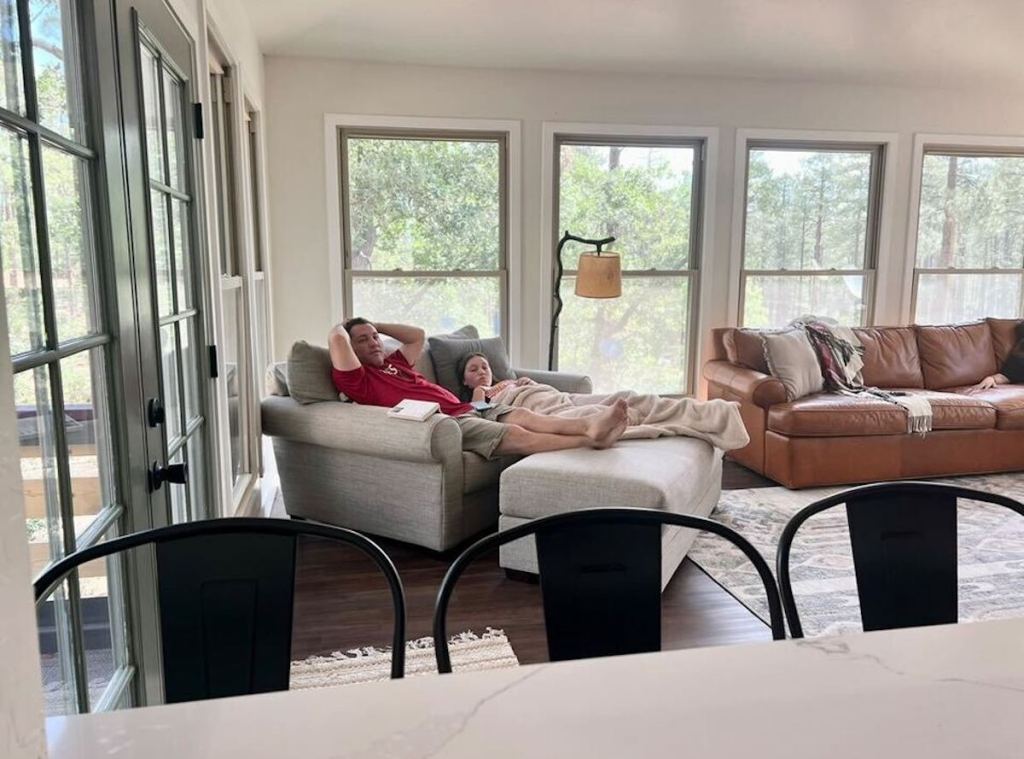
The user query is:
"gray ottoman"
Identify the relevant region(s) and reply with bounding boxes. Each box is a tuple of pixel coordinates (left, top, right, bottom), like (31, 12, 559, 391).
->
(498, 438, 723, 590)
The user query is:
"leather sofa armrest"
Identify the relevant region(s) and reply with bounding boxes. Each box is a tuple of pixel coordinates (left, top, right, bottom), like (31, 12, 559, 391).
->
(513, 367, 593, 394)
(703, 360, 786, 409)
(261, 396, 463, 465)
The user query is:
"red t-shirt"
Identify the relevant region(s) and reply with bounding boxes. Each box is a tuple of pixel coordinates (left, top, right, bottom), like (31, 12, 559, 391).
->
(331, 349, 474, 416)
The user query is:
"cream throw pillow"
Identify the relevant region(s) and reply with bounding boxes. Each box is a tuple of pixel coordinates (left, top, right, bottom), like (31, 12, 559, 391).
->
(763, 329, 824, 401)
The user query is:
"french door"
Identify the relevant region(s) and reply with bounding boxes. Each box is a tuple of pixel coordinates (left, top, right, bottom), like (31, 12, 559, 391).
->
(1, 0, 212, 713)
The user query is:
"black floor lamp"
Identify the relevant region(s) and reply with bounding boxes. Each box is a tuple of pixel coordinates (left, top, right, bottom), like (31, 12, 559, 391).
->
(549, 230, 622, 370)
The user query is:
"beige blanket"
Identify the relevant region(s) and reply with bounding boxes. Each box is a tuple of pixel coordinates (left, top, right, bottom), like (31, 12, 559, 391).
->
(497, 384, 750, 452)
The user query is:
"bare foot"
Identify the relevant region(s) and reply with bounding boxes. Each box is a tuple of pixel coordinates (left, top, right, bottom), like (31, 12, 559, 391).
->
(588, 399, 628, 448)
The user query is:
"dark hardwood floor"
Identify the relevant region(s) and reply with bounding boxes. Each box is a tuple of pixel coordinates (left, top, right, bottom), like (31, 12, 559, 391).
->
(288, 459, 777, 663)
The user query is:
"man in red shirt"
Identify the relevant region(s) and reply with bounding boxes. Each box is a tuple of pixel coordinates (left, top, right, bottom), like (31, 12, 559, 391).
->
(329, 319, 627, 460)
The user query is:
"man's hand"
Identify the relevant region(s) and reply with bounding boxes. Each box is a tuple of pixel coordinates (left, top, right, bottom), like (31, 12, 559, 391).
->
(375, 323, 426, 365)
(328, 326, 361, 372)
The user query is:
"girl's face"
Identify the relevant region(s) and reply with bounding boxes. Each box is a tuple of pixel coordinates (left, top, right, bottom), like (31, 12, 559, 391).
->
(463, 356, 493, 389)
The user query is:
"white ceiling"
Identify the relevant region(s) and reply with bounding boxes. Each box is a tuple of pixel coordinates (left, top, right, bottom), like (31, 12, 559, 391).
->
(244, 0, 1024, 89)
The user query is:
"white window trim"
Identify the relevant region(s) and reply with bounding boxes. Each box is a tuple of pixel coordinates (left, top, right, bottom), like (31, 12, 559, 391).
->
(728, 128, 900, 327)
(323, 114, 522, 363)
(902, 132, 1024, 325)
(540, 121, 719, 387)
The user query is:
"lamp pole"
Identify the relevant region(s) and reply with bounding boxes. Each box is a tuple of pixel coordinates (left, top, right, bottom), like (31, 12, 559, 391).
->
(549, 230, 616, 371)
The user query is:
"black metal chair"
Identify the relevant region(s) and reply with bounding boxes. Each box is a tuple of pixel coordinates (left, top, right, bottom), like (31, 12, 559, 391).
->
(34, 517, 407, 703)
(433, 508, 786, 672)
(776, 481, 1024, 638)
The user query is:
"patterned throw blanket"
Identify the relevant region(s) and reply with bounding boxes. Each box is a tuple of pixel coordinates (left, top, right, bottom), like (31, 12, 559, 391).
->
(796, 317, 933, 435)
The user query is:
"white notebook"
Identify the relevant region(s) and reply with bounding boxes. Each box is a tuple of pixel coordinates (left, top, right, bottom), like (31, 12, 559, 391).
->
(387, 399, 440, 422)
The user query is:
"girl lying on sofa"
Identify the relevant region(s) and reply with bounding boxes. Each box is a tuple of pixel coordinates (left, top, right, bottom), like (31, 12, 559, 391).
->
(975, 321, 1024, 390)
(456, 352, 750, 451)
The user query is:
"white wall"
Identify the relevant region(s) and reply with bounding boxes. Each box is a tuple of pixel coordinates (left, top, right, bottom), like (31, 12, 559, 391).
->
(0, 308, 45, 757)
(264, 56, 1024, 382)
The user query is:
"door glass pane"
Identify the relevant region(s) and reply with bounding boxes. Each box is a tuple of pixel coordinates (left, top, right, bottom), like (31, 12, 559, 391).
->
(171, 198, 190, 309)
(162, 70, 184, 191)
(744, 274, 868, 327)
(37, 580, 78, 715)
(30, 0, 85, 143)
(42, 145, 99, 342)
(78, 551, 125, 709)
(160, 323, 181, 441)
(560, 275, 690, 394)
(139, 42, 164, 183)
(221, 286, 242, 480)
(0, 0, 24, 114)
(16, 367, 63, 565)
(347, 137, 500, 271)
(351, 276, 501, 338)
(558, 143, 695, 270)
(180, 315, 199, 422)
(150, 190, 173, 314)
(0, 127, 44, 354)
(915, 272, 1023, 325)
(60, 349, 116, 535)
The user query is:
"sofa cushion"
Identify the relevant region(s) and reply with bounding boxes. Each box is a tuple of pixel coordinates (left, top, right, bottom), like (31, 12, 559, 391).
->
(988, 318, 1023, 365)
(287, 342, 341, 404)
(462, 452, 512, 494)
(946, 385, 1024, 430)
(915, 322, 998, 389)
(266, 361, 289, 396)
(768, 390, 996, 437)
(853, 326, 924, 389)
(763, 329, 824, 401)
(428, 334, 514, 397)
(724, 329, 769, 374)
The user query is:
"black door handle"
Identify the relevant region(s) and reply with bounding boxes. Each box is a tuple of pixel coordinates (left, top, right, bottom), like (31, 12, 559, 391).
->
(149, 461, 188, 491)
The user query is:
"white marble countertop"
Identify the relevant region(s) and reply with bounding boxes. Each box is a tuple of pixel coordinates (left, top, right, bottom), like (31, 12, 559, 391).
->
(47, 618, 1024, 758)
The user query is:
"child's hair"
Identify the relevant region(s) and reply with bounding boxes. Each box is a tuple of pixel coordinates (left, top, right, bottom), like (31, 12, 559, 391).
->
(456, 352, 489, 402)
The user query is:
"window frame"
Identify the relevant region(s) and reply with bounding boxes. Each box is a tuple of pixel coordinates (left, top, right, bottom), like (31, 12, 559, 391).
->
(905, 134, 1024, 325)
(338, 125, 511, 345)
(735, 138, 887, 328)
(550, 133, 707, 395)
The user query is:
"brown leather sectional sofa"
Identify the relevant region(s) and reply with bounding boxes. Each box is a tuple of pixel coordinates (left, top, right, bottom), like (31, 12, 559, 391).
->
(704, 318, 1024, 489)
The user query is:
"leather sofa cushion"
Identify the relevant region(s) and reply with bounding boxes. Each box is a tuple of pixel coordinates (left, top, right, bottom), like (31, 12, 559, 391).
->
(946, 385, 1024, 430)
(988, 318, 1022, 365)
(768, 390, 996, 437)
(853, 326, 924, 388)
(915, 322, 998, 389)
(723, 329, 769, 374)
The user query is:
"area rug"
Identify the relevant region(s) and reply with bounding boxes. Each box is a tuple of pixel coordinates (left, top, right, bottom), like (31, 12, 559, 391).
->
(688, 473, 1024, 637)
(289, 628, 518, 689)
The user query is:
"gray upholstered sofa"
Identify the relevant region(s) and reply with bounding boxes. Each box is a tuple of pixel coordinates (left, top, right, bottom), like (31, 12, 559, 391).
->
(261, 333, 591, 551)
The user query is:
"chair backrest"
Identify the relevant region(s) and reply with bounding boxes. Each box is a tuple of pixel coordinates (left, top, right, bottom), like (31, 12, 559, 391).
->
(433, 508, 786, 673)
(34, 518, 406, 704)
(776, 481, 1024, 638)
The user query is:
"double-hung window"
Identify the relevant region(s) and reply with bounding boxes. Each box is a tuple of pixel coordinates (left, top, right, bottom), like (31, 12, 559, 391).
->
(739, 141, 884, 327)
(553, 136, 704, 395)
(340, 129, 507, 339)
(911, 148, 1024, 324)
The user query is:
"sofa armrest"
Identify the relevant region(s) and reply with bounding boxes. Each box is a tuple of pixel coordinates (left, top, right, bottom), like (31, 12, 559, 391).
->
(261, 396, 463, 465)
(703, 360, 786, 409)
(513, 367, 593, 394)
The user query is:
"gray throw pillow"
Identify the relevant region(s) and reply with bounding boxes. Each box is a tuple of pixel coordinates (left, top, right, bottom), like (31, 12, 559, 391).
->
(428, 334, 514, 397)
(287, 341, 342, 404)
(763, 329, 824, 401)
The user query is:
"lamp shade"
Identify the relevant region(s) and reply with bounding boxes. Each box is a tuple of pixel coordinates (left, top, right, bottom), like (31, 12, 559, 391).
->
(575, 251, 622, 298)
